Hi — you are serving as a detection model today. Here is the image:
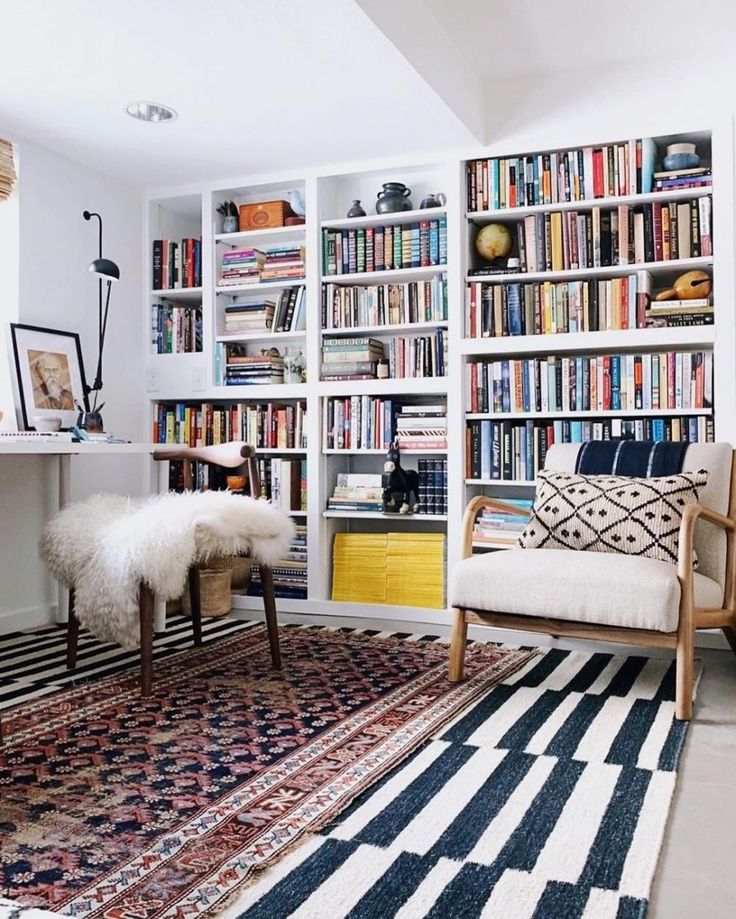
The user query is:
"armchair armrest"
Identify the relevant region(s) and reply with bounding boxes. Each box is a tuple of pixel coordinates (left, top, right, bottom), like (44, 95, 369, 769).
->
(460, 495, 530, 559)
(677, 502, 736, 609)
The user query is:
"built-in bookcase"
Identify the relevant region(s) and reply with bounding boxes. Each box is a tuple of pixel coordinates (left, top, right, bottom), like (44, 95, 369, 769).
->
(143, 124, 734, 625)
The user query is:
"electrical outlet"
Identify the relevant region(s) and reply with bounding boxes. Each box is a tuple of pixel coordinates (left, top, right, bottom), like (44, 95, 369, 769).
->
(145, 368, 160, 392)
(192, 366, 207, 392)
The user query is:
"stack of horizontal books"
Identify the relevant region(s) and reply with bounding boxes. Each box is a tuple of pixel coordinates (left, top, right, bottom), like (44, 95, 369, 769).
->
(653, 166, 712, 191)
(473, 500, 533, 547)
(261, 245, 306, 282)
(220, 248, 265, 286)
(321, 336, 384, 381)
(645, 298, 713, 328)
(332, 533, 388, 604)
(386, 533, 445, 609)
(225, 350, 284, 385)
(395, 403, 447, 450)
(224, 300, 276, 335)
(327, 473, 384, 512)
(249, 524, 307, 599)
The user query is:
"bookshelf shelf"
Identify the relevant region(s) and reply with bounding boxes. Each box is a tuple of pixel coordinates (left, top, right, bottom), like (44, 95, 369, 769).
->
(467, 186, 712, 222)
(323, 265, 446, 285)
(215, 224, 307, 245)
(466, 409, 713, 421)
(215, 279, 305, 295)
(318, 378, 448, 397)
(151, 287, 203, 301)
(466, 479, 534, 486)
(323, 510, 448, 521)
(460, 325, 716, 356)
(323, 321, 448, 337)
(209, 383, 308, 400)
(465, 257, 713, 286)
(322, 207, 447, 230)
(254, 447, 307, 455)
(215, 330, 306, 344)
(324, 448, 448, 456)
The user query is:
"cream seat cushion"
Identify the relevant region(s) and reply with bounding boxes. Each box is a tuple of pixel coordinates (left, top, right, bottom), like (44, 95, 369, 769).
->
(450, 548, 724, 633)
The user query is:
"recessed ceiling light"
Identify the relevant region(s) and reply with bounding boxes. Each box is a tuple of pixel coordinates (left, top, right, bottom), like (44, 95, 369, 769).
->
(125, 101, 178, 123)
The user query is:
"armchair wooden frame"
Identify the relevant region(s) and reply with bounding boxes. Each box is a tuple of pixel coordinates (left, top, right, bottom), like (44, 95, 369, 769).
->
(449, 450, 736, 721)
(66, 442, 281, 698)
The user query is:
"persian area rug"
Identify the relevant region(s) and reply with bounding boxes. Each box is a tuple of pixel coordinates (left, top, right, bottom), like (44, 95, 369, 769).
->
(229, 649, 692, 919)
(0, 623, 532, 918)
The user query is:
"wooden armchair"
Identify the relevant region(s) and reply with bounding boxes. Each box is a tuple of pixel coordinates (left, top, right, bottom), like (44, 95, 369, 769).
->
(66, 442, 282, 696)
(449, 443, 736, 721)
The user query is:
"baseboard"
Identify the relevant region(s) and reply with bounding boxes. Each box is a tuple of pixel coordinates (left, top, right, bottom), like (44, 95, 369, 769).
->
(231, 604, 731, 655)
(0, 603, 56, 633)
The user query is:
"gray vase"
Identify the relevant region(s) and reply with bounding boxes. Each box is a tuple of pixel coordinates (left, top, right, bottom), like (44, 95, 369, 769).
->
(347, 199, 366, 218)
(376, 182, 413, 214)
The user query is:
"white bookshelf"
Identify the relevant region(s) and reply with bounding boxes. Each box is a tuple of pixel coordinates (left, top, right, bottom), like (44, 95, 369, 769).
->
(142, 123, 734, 628)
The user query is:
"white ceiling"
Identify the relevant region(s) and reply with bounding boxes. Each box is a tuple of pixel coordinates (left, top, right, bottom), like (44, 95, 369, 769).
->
(4, 0, 736, 189)
(424, 0, 736, 81)
(0, 0, 476, 188)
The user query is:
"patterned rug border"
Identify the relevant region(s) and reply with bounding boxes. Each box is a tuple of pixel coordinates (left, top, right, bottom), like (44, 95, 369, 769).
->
(2, 624, 536, 918)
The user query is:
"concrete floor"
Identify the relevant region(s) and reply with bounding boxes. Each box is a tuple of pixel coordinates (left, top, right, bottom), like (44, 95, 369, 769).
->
(650, 648, 736, 918)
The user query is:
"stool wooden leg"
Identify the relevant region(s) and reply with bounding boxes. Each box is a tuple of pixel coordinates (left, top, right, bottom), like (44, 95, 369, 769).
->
(66, 587, 79, 670)
(188, 566, 203, 647)
(140, 584, 155, 697)
(259, 564, 281, 670)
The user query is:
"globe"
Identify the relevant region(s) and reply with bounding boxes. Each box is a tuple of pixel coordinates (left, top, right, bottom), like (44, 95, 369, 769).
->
(476, 223, 513, 261)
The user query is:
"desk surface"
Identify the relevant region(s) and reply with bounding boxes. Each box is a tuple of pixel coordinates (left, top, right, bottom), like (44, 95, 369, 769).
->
(0, 441, 179, 455)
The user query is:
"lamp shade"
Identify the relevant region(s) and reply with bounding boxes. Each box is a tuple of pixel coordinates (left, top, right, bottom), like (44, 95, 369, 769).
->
(88, 257, 120, 281)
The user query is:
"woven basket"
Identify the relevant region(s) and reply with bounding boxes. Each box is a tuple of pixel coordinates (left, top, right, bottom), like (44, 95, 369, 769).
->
(181, 555, 236, 618)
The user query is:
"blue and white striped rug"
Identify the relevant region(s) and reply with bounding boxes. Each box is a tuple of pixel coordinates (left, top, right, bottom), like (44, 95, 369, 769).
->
(225, 647, 690, 919)
(0, 621, 689, 919)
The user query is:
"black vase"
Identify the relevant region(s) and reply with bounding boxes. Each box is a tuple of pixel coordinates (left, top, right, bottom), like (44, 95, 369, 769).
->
(346, 199, 366, 218)
(376, 182, 413, 214)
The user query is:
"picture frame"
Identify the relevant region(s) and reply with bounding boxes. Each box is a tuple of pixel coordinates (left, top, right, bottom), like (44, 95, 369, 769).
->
(9, 323, 88, 430)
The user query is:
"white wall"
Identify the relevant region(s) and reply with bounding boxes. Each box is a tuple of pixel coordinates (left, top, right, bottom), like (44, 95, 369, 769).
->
(0, 138, 144, 630)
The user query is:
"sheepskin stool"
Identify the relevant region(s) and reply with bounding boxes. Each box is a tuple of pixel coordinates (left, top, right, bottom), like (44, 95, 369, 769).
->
(40, 489, 295, 696)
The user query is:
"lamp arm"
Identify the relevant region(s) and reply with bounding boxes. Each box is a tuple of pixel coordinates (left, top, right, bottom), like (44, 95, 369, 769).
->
(91, 280, 112, 398)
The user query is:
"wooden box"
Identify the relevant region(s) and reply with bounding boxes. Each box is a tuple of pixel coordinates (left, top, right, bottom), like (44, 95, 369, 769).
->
(239, 200, 293, 231)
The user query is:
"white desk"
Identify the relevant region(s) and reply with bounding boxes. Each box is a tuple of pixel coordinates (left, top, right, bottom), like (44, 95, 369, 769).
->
(0, 441, 180, 630)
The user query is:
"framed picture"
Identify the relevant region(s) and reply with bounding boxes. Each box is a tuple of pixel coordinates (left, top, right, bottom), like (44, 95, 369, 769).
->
(9, 323, 88, 430)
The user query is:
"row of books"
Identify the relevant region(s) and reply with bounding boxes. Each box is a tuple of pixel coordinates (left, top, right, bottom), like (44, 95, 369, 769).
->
(331, 532, 445, 608)
(320, 331, 448, 381)
(223, 287, 306, 335)
(248, 525, 307, 599)
(322, 217, 447, 275)
(415, 458, 448, 515)
(467, 351, 714, 415)
(322, 397, 447, 451)
(150, 303, 203, 354)
(385, 328, 448, 380)
(152, 400, 307, 450)
(255, 457, 306, 511)
(466, 274, 713, 337)
(467, 138, 660, 212)
(152, 237, 202, 290)
(467, 274, 650, 338)
(466, 416, 714, 482)
(219, 245, 306, 286)
(505, 198, 713, 275)
(322, 276, 447, 329)
(473, 500, 533, 547)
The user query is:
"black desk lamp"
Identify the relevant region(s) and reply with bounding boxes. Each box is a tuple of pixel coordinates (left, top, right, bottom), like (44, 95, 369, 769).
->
(82, 210, 120, 430)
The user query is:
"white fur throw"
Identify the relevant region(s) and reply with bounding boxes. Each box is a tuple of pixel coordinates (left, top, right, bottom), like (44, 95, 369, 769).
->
(40, 491, 295, 649)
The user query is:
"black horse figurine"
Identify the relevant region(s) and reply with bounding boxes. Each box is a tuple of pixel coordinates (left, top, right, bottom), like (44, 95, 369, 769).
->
(382, 441, 419, 514)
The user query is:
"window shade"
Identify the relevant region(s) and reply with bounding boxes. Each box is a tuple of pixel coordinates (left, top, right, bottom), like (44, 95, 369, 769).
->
(0, 140, 17, 202)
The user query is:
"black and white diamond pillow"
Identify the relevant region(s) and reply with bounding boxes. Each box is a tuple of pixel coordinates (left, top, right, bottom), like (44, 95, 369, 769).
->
(519, 469, 708, 566)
